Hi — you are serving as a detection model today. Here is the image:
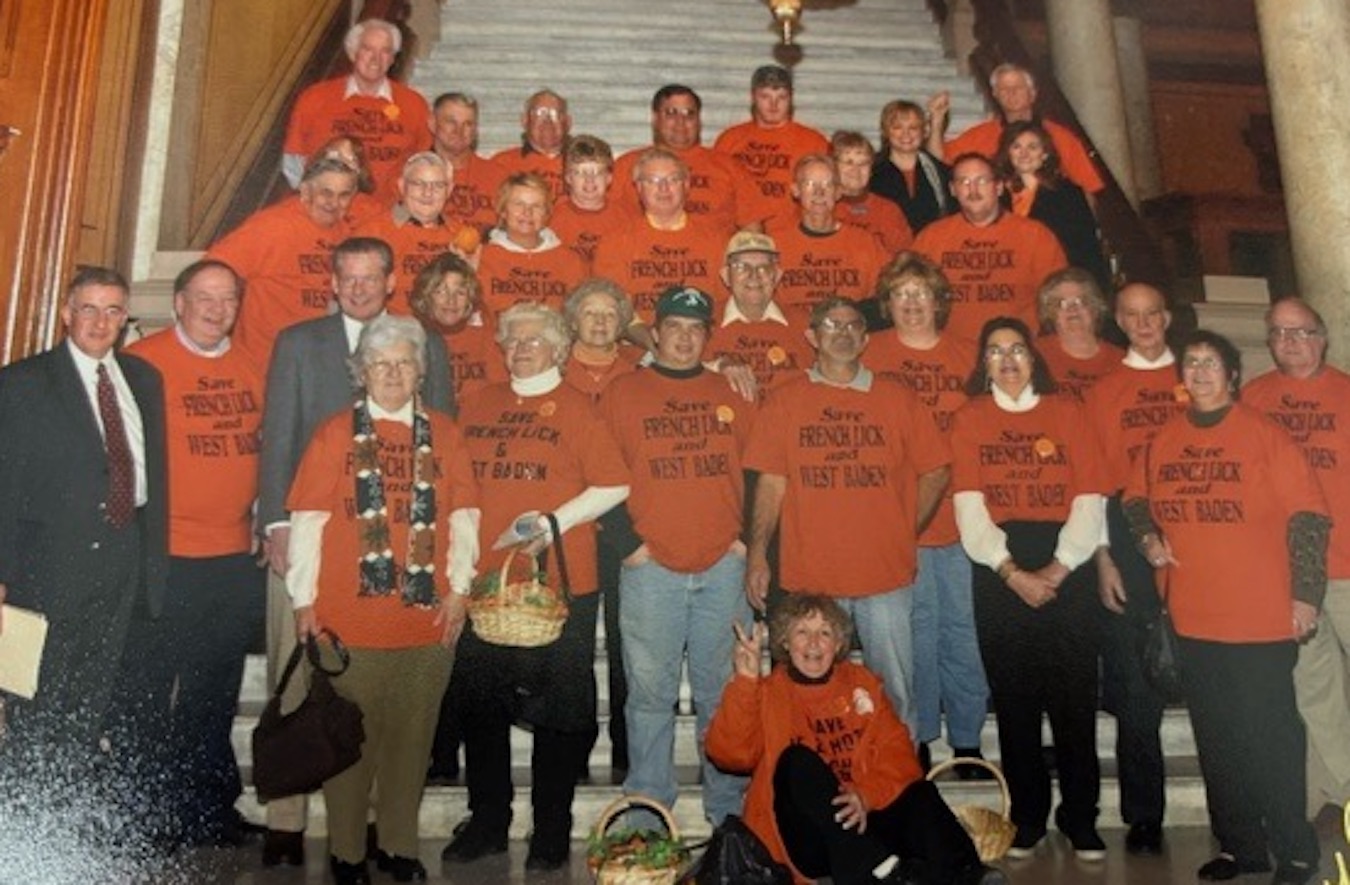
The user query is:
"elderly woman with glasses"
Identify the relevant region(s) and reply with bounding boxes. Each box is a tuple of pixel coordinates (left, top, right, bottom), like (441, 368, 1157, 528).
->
(286, 314, 480, 885)
(1124, 330, 1327, 884)
(950, 316, 1109, 862)
(1033, 267, 1124, 404)
(441, 302, 630, 872)
(864, 252, 988, 776)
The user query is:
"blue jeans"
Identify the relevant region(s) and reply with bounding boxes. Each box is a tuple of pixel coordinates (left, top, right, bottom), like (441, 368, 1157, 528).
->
(620, 549, 749, 825)
(835, 585, 918, 738)
(910, 544, 989, 747)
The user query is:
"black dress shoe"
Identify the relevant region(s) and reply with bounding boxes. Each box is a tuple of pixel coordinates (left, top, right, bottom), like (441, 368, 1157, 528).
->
(262, 829, 306, 867)
(524, 839, 570, 872)
(953, 863, 1008, 885)
(441, 818, 509, 863)
(329, 856, 372, 885)
(374, 849, 428, 882)
(1197, 853, 1272, 881)
(1271, 860, 1317, 885)
(1125, 821, 1163, 855)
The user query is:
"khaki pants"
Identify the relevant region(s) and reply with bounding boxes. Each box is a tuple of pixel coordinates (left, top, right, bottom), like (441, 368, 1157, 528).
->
(264, 570, 308, 833)
(1294, 577, 1350, 813)
(324, 644, 454, 863)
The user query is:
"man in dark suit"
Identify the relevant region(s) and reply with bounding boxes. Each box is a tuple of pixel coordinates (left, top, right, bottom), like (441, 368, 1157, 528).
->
(0, 266, 168, 785)
(255, 236, 455, 866)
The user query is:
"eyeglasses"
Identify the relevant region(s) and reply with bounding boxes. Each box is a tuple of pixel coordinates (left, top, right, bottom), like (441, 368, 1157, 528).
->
(405, 178, 449, 193)
(502, 335, 549, 351)
(816, 317, 865, 334)
(955, 175, 994, 188)
(1268, 326, 1321, 342)
(73, 304, 129, 321)
(1182, 355, 1224, 371)
(367, 358, 418, 376)
(659, 107, 699, 119)
(728, 261, 776, 278)
(529, 107, 563, 121)
(891, 288, 934, 303)
(637, 174, 686, 188)
(1054, 296, 1086, 311)
(985, 343, 1030, 360)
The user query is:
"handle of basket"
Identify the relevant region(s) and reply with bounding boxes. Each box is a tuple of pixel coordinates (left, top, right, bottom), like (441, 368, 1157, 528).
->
(925, 756, 1011, 818)
(542, 512, 571, 604)
(593, 794, 680, 842)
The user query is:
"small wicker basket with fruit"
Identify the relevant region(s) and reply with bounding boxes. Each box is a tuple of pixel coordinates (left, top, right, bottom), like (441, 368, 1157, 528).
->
(587, 796, 689, 884)
(466, 514, 570, 647)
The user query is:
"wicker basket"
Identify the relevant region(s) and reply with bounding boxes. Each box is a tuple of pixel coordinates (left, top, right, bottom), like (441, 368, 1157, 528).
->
(926, 756, 1016, 862)
(467, 547, 568, 647)
(588, 795, 686, 885)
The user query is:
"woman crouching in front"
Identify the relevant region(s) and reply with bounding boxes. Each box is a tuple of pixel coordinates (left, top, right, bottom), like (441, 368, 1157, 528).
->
(287, 315, 480, 885)
(706, 595, 1004, 885)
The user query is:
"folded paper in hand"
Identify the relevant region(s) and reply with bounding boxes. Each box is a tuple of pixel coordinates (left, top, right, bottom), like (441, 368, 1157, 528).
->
(0, 605, 47, 700)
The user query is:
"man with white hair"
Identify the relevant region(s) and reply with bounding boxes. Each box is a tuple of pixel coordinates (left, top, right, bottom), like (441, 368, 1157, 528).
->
(283, 18, 430, 202)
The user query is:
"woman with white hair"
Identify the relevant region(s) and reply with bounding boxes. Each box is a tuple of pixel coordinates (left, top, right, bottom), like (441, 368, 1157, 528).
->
(286, 314, 480, 885)
(441, 303, 630, 872)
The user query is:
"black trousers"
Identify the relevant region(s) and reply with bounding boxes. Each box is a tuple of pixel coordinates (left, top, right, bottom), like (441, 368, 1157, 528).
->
(773, 744, 979, 885)
(1098, 496, 1167, 826)
(972, 521, 1101, 833)
(452, 592, 600, 835)
(1179, 636, 1318, 867)
(151, 553, 265, 839)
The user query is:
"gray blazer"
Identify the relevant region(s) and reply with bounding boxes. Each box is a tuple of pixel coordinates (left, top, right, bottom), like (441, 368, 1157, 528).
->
(257, 313, 455, 528)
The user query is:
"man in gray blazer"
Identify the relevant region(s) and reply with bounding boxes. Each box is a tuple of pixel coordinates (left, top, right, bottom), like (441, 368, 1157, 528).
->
(255, 236, 455, 866)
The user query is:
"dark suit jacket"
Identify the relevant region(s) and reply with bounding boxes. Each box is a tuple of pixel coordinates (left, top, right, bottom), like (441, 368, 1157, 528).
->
(0, 343, 169, 620)
(257, 313, 455, 528)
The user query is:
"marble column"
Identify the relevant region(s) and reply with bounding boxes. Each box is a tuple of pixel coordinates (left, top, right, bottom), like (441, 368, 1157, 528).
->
(1112, 13, 1162, 200)
(1254, 0, 1350, 369)
(1043, 0, 1137, 203)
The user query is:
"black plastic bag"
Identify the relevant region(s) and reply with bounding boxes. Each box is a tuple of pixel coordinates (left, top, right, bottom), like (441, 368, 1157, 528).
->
(679, 815, 792, 885)
(1141, 604, 1185, 704)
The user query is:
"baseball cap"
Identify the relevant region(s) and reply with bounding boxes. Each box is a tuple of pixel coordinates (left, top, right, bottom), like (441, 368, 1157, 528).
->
(654, 286, 714, 323)
(751, 65, 792, 91)
(724, 230, 779, 261)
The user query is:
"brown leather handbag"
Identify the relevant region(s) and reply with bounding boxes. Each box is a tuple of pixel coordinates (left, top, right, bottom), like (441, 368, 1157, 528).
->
(252, 629, 365, 802)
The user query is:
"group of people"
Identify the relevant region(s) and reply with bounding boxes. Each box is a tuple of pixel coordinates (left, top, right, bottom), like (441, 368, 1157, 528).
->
(0, 15, 1344, 885)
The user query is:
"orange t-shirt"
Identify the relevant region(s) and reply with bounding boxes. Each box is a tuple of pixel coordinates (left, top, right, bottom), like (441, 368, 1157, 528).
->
(476, 239, 587, 316)
(744, 375, 952, 596)
(549, 198, 634, 270)
(353, 210, 467, 315)
(283, 77, 432, 204)
(434, 319, 509, 403)
(490, 147, 565, 201)
(834, 194, 915, 257)
(911, 211, 1067, 342)
(459, 382, 630, 595)
(766, 221, 889, 320)
(951, 394, 1109, 524)
(563, 346, 643, 402)
(1244, 366, 1350, 579)
(707, 313, 813, 394)
(614, 144, 760, 231)
(591, 219, 731, 322)
(446, 153, 508, 234)
(126, 330, 264, 558)
(1125, 404, 1328, 642)
(943, 118, 1105, 194)
(601, 367, 756, 573)
(1039, 338, 1126, 403)
(867, 333, 975, 547)
(1085, 363, 1189, 492)
(207, 195, 351, 373)
(286, 410, 480, 649)
(712, 119, 831, 227)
